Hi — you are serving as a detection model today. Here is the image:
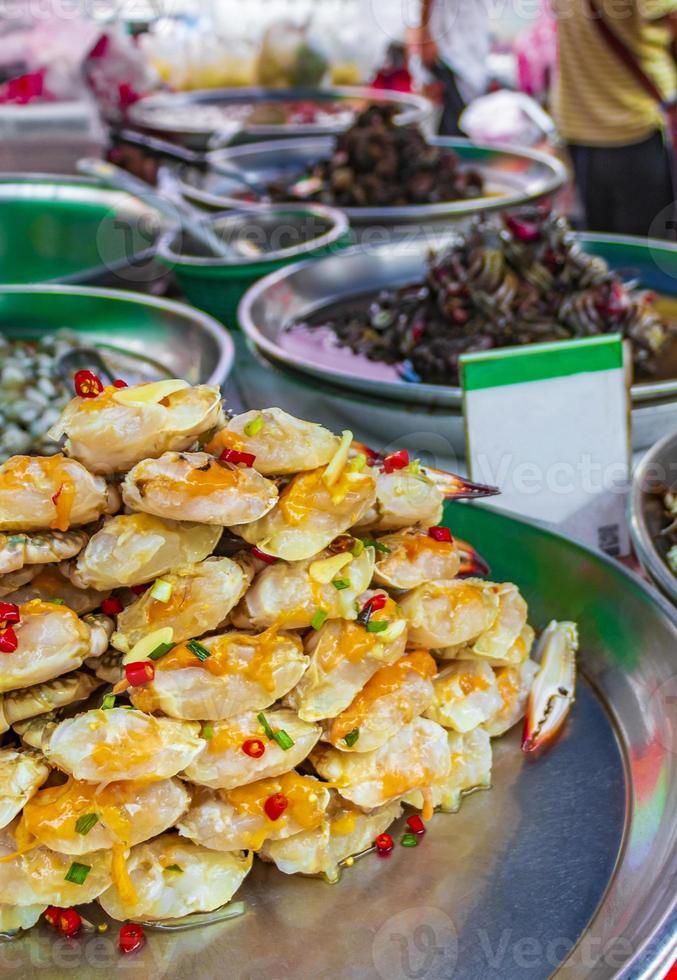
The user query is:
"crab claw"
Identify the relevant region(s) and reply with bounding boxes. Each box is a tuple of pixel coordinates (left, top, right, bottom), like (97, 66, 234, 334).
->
(522, 621, 578, 755)
(455, 539, 491, 578)
(422, 466, 500, 501)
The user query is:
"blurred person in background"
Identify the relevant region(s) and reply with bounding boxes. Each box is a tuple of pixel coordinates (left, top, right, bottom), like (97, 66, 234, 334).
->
(554, 0, 677, 237)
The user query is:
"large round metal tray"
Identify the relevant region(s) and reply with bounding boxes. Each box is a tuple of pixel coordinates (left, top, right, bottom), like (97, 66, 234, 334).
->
(127, 86, 433, 149)
(630, 429, 677, 604)
(178, 136, 567, 233)
(7, 505, 675, 978)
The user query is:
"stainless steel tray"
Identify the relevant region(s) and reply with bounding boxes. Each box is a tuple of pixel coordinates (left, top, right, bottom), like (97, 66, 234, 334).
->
(4, 506, 675, 978)
(631, 430, 677, 603)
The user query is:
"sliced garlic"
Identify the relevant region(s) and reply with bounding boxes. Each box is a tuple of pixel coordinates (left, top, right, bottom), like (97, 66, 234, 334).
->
(123, 627, 175, 664)
(112, 380, 189, 407)
(322, 430, 353, 488)
(309, 552, 353, 585)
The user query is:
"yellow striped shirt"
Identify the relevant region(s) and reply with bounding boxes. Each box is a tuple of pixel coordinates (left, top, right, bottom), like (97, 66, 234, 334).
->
(554, 0, 677, 146)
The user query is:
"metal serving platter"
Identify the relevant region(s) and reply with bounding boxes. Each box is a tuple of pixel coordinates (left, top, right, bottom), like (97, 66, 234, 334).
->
(178, 136, 567, 235)
(5, 505, 675, 979)
(630, 430, 677, 604)
(0, 284, 234, 387)
(127, 86, 433, 149)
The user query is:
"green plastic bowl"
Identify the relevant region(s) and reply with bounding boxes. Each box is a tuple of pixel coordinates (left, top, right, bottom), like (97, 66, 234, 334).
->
(157, 205, 352, 326)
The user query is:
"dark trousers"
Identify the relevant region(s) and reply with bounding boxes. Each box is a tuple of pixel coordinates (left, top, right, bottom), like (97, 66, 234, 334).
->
(568, 131, 675, 238)
(430, 61, 467, 137)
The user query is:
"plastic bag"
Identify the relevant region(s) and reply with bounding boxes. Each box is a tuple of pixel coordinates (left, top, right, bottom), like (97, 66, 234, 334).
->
(459, 90, 557, 147)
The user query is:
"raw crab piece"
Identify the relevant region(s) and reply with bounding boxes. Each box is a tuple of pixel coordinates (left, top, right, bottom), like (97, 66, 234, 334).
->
(354, 467, 445, 532)
(47, 381, 225, 475)
(259, 796, 402, 881)
(371, 526, 461, 590)
(0, 529, 89, 575)
(0, 455, 119, 532)
(0, 819, 112, 906)
(0, 670, 102, 735)
(0, 904, 46, 935)
(0, 566, 41, 598)
(399, 578, 501, 649)
(41, 707, 203, 782)
(64, 513, 222, 591)
(325, 651, 437, 752)
(177, 772, 331, 852)
(424, 661, 503, 733)
(97, 834, 252, 923)
(3, 565, 110, 615)
(0, 749, 50, 829)
(483, 659, 540, 738)
(286, 592, 409, 722)
(405, 728, 493, 813)
(0, 600, 113, 694)
(183, 709, 321, 790)
(230, 543, 375, 630)
(129, 628, 308, 720)
(310, 716, 451, 810)
(111, 556, 253, 653)
(522, 621, 578, 754)
(449, 584, 529, 665)
(231, 464, 377, 562)
(122, 451, 278, 526)
(87, 648, 123, 685)
(20, 776, 190, 855)
(206, 407, 340, 476)
(456, 538, 491, 578)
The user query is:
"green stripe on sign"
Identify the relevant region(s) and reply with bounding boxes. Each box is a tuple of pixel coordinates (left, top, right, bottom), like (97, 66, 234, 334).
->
(460, 335, 624, 391)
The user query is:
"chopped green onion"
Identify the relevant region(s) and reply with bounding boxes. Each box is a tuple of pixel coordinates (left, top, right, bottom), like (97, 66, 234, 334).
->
(50, 598, 66, 606)
(244, 415, 264, 437)
(366, 620, 388, 633)
(257, 712, 275, 740)
(64, 862, 91, 884)
(163, 864, 184, 874)
(148, 641, 175, 661)
(101, 694, 116, 710)
(311, 608, 328, 630)
(75, 813, 99, 836)
(332, 578, 350, 591)
(344, 728, 360, 747)
(400, 833, 419, 848)
(202, 723, 214, 740)
(150, 579, 173, 603)
(272, 729, 295, 751)
(359, 538, 391, 555)
(351, 538, 364, 557)
(187, 639, 211, 662)
(348, 452, 367, 472)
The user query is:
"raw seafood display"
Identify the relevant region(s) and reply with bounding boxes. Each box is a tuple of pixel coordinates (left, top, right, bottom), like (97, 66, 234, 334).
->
(0, 377, 578, 946)
(266, 104, 485, 208)
(292, 209, 671, 384)
(659, 488, 677, 575)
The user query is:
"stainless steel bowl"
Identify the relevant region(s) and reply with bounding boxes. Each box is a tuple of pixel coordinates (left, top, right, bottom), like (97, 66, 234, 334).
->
(630, 429, 677, 603)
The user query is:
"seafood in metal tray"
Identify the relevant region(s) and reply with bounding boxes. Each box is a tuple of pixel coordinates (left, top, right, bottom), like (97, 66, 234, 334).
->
(291, 209, 672, 384)
(0, 375, 578, 944)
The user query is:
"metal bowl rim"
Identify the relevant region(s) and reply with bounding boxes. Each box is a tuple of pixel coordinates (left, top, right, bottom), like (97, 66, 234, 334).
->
(630, 428, 677, 604)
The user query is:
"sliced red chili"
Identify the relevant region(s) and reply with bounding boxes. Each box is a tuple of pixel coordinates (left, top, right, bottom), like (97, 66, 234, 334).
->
(382, 449, 409, 473)
(263, 792, 288, 821)
(73, 370, 104, 399)
(0, 627, 18, 653)
(375, 832, 394, 856)
(44, 906, 62, 928)
(220, 448, 256, 467)
(58, 908, 82, 937)
(124, 660, 155, 687)
(112, 379, 128, 388)
(242, 737, 266, 759)
(119, 922, 145, 954)
(428, 526, 453, 543)
(406, 814, 426, 836)
(357, 592, 387, 625)
(251, 546, 277, 565)
(101, 597, 123, 617)
(0, 602, 20, 624)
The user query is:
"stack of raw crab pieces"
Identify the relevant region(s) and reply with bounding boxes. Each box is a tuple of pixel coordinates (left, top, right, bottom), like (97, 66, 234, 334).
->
(0, 373, 578, 941)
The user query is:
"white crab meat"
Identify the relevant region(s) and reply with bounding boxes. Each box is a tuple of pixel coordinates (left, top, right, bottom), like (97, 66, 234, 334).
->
(0, 749, 50, 829)
(0, 600, 112, 694)
(483, 659, 540, 738)
(399, 578, 502, 649)
(424, 661, 503, 733)
(522, 621, 578, 754)
(405, 728, 493, 813)
(129, 628, 307, 720)
(41, 708, 203, 782)
(177, 772, 331, 852)
(287, 593, 409, 722)
(47, 381, 225, 475)
(259, 797, 402, 880)
(111, 557, 253, 653)
(184, 709, 321, 790)
(122, 451, 278, 526)
(0, 670, 102, 734)
(311, 717, 450, 810)
(371, 527, 460, 590)
(448, 584, 529, 666)
(325, 651, 437, 752)
(231, 465, 377, 562)
(0, 455, 119, 532)
(97, 835, 252, 922)
(354, 468, 445, 532)
(0, 904, 46, 934)
(0, 819, 112, 906)
(231, 545, 375, 630)
(66, 513, 222, 591)
(19, 776, 190, 854)
(0, 529, 89, 575)
(206, 408, 340, 476)
(4, 565, 109, 615)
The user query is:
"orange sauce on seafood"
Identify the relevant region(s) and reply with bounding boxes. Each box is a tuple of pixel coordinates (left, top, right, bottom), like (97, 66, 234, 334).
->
(223, 772, 325, 848)
(330, 811, 357, 836)
(278, 468, 373, 525)
(89, 714, 160, 775)
(205, 429, 246, 454)
(76, 387, 119, 412)
(207, 720, 248, 754)
(401, 533, 455, 561)
(1, 456, 76, 531)
(181, 460, 240, 498)
(319, 597, 400, 672)
(112, 841, 139, 907)
(20, 597, 79, 623)
(494, 666, 521, 716)
(437, 667, 492, 698)
(20, 778, 141, 846)
(146, 578, 189, 625)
